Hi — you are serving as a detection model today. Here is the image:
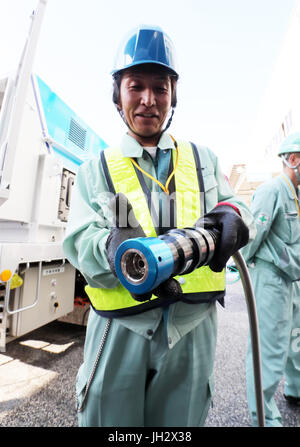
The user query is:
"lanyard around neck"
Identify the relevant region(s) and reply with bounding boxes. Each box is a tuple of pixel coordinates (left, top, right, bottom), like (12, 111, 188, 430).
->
(130, 135, 179, 195)
(281, 174, 300, 218)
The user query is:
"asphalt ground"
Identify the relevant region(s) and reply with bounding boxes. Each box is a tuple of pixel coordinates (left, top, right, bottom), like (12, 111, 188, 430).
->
(0, 281, 299, 428)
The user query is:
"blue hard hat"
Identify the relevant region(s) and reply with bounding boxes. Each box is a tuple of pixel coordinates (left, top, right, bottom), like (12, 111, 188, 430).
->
(278, 132, 300, 156)
(111, 25, 178, 76)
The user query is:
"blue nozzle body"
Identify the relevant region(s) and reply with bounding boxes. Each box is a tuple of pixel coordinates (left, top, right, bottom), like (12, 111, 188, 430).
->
(114, 226, 216, 296)
(115, 237, 174, 295)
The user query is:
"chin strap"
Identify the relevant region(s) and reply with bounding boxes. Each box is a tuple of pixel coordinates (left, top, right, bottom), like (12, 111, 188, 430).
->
(117, 107, 175, 140)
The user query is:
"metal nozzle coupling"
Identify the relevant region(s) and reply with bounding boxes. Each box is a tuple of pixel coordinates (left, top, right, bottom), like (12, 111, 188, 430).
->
(115, 226, 217, 295)
(120, 249, 148, 284)
(161, 226, 216, 276)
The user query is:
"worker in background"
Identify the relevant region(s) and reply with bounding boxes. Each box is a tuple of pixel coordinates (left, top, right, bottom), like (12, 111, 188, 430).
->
(242, 132, 300, 427)
(63, 25, 255, 427)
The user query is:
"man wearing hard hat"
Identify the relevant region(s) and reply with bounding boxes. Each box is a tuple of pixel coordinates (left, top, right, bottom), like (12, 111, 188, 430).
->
(63, 25, 254, 426)
(242, 133, 300, 427)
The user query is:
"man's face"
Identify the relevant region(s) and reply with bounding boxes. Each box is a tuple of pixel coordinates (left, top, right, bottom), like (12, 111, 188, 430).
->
(118, 67, 172, 146)
(288, 153, 300, 169)
(293, 153, 300, 181)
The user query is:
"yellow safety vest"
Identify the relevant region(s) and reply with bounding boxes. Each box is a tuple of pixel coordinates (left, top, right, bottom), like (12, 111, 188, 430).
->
(86, 140, 225, 317)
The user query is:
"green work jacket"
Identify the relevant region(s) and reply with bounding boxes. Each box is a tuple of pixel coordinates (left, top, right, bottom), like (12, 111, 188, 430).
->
(63, 132, 255, 347)
(242, 173, 300, 281)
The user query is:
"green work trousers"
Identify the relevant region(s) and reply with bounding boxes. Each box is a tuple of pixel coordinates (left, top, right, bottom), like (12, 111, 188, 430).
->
(246, 259, 300, 427)
(76, 306, 217, 427)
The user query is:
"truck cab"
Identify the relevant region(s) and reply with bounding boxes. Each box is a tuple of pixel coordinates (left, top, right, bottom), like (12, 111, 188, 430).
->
(0, 71, 107, 350)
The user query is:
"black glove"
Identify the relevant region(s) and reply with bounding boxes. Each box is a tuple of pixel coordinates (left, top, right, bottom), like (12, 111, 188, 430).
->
(106, 193, 182, 302)
(106, 192, 146, 276)
(195, 205, 249, 272)
(152, 277, 183, 302)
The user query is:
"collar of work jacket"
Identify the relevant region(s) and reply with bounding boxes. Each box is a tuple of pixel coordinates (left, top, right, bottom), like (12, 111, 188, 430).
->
(281, 172, 300, 202)
(120, 132, 176, 157)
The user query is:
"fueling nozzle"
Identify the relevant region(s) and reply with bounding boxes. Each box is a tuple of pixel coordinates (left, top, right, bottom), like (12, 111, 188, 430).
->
(114, 226, 218, 295)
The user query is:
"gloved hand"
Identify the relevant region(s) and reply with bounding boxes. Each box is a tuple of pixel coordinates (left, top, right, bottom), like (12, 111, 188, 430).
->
(106, 192, 146, 276)
(195, 204, 249, 272)
(152, 277, 183, 302)
(106, 193, 182, 302)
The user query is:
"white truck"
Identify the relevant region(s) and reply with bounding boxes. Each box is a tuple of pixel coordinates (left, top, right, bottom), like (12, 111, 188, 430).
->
(0, 0, 107, 351)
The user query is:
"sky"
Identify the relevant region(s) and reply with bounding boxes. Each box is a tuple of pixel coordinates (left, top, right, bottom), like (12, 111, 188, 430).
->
(0, 0, 297, 175)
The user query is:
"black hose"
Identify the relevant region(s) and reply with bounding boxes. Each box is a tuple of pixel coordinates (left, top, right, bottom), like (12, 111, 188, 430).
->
(233, 251, 265, 427)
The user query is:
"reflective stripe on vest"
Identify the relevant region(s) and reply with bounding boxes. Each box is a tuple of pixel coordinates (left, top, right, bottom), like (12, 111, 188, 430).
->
(85, 139, 225, 316)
